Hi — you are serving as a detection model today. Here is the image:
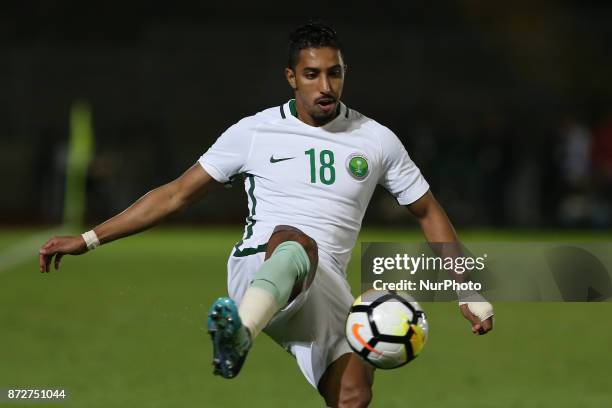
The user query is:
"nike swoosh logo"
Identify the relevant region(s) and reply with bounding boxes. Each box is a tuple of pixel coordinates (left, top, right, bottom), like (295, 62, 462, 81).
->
(352, 323, 382, 355)
(270, 156, 295, 163)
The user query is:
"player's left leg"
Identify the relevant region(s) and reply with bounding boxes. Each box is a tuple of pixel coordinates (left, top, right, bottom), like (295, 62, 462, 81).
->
(238, 225, 318, 337)
(208, 225, 318, 379)
(318, 353, 375, 408)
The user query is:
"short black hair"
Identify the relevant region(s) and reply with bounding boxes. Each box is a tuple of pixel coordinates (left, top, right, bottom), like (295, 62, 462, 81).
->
(288, 21, 344, 69)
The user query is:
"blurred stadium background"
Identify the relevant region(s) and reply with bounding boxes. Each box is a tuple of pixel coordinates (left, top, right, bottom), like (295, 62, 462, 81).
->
(1, 2, 611, 407)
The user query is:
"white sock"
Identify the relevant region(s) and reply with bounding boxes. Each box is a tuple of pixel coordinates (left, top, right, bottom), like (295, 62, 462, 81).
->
(238, 286, 280, 339)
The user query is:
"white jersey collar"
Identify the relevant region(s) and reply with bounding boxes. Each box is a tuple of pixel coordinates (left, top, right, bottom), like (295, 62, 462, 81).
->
(280, 99, 349, 129)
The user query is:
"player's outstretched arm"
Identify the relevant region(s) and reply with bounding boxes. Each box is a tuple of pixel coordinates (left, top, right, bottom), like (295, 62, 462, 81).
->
(406, 190, 457, 243)
(407, 190, 494, 335)
(39, 164, 218, 272)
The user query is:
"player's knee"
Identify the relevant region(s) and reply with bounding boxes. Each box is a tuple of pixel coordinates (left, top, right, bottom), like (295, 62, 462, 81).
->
(294, 232, 317, 256)
(269, 225, 318, 263)
(337, 381, 372, 408)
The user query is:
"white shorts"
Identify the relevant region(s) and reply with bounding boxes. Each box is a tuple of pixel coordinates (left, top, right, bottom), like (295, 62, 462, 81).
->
(227, 249, 354, 388)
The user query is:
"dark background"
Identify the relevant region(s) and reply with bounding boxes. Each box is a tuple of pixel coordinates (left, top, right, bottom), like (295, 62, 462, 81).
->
(2, 1, 611, 228)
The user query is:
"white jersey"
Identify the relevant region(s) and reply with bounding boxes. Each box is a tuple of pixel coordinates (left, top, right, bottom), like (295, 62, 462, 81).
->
(198, 100, 429, 275)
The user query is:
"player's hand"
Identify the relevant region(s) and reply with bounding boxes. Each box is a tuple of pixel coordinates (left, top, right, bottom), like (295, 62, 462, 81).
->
(38, 236, 88, 273)
(460, 303, 494, 335)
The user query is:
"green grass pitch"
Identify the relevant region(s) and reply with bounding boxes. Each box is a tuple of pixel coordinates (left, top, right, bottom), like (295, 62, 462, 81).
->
(1, 228, 611, 407)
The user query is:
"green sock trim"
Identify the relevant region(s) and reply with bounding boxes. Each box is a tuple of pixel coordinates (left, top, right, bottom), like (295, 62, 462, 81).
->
(250, 241, 310, 307)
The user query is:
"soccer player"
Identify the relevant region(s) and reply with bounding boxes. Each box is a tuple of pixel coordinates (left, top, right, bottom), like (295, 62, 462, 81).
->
(39, 22, 494, 407)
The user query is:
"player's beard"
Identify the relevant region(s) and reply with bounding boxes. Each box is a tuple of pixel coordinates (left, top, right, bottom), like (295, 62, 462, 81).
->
(311, 101, 338, 126)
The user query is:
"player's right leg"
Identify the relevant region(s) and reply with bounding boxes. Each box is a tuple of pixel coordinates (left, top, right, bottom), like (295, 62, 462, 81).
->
(207, 225, 318, 379)
(317, 353, 374, 408)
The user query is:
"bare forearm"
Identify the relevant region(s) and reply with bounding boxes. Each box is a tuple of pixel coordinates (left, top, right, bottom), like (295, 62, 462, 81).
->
(417, 204, 457, 243)
(92, 183, 185, 244)
(408, 191, 458, 243)
(39, 164, 216, 272)
(91, 164, 216, 245)
(407, 192, 494, 334)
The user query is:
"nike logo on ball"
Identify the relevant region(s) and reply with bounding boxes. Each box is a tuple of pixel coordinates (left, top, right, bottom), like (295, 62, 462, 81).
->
(269, 156, 295, 163)
(352, 323, 382, 355)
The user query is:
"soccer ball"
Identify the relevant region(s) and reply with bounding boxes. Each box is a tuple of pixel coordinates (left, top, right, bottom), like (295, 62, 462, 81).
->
(345, 290, 428, 369)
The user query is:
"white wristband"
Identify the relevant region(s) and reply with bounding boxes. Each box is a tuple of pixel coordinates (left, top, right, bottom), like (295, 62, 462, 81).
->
(82, 230, 100, 251)
(463, 301, 494, 322)
(457, 291, 494, 321)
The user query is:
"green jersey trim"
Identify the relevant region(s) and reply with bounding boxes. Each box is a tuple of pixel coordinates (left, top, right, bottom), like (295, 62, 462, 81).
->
(232, 174, 267, 257)
(289, 99, 298, 118)
(233, 243, 268, 257)
(244, 174, 257, 239)
(285, 99, 346, 120)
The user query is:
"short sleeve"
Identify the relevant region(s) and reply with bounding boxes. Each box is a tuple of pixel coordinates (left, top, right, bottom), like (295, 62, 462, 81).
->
(378, 128, 430, 205)
(198, 119, 254, 183)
